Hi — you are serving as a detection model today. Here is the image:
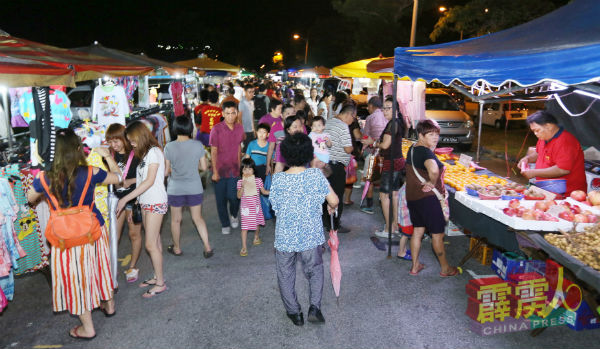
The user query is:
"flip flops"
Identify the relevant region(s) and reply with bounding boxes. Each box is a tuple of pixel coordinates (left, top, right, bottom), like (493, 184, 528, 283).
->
(409, 264, 425, 276)
(69, 326, 96, 341)
(396, 250, 412, 261)
(440, 267, 459, 277)
(253, 238, 262, 246)
(167, 245, 183, 256)
(240, 248, 248, 257)
(142, 284, 167, 299)
(139, 277, 157, 288)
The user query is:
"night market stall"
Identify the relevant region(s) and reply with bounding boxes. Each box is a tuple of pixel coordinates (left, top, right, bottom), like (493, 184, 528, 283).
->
(0, 32, 159, 312)
(375, 0, 600, 335)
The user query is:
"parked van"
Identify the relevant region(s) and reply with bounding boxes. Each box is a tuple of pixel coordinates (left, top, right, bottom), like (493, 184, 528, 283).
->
(425, 88, 475, 150)
(481, 102, 529, 128)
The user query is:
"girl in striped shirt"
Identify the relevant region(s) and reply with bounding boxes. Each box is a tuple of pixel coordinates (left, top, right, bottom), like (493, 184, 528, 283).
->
(237, 158, 270, 256)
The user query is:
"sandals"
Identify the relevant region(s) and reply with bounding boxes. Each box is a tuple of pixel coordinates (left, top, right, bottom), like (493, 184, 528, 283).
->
(167, 245, 183, 256)
(409, 264, 426, 276)
(124, 268, 139, 283)
(142, 284, 167, 299)
(99, 302, 116, 317)
(139, 277, 157, 288)
(253, 238, 262, 246)
(69, 326, 96, 341)
(203, 249, 214, 259)
(440, 267, 459, 277)
(240, 248, 248, 257)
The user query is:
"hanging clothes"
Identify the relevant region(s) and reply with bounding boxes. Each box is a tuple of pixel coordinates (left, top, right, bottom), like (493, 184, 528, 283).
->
(384, 81, 426, 129)
(0, 177, 27, 302)
(169, 81, 185, 117)
(0, 165, 47, 275)
(8, 87, 29, 127)
(18, 88, 72, 171)
(92, 84, 130, 127)
(116, 76, 139, 111)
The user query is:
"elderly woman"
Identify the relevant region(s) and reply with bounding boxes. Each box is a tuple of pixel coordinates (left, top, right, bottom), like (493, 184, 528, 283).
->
(269, 133, 339, 326)
(405, 120, 458, 277)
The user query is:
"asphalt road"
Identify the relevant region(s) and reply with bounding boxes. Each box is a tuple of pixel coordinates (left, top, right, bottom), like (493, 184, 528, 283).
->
(1, 163, 598, 349)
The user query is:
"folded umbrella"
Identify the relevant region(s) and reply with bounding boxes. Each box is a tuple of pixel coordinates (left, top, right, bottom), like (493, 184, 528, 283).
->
(328, 213, 342, 303)
(107, 186, 119, 289)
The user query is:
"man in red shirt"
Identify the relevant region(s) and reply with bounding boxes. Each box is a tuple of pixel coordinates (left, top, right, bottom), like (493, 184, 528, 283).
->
(197, 90, 223, 146)
(518, 110, 586, 196)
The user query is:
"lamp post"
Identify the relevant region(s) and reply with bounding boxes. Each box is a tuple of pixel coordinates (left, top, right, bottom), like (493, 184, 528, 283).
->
(292, 34, 309, 65)
(409, 0, 419, 47)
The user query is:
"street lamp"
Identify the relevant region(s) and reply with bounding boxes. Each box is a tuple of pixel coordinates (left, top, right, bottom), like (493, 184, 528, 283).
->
(409, 0, 419, 47)
(439, 6, 447, 12)
(292, 33, 309, 65)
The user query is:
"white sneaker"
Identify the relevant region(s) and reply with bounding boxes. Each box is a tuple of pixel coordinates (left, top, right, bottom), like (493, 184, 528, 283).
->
(374, 226, 400, 238)
(222, 227, 231, 235)
(230, 215, 239, 229)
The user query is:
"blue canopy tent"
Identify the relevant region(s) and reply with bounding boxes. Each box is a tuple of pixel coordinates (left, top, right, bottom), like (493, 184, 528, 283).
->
(385, 0, 600, 157)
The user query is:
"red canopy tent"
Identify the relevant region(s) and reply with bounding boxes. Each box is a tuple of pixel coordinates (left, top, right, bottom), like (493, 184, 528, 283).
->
(0, 33, 154, 85)
(0, 54, 75, 87)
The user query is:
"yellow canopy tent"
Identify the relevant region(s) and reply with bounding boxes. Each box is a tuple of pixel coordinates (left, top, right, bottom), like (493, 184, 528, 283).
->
(175, 55, 240, 74)
(331, 57, 393, 79)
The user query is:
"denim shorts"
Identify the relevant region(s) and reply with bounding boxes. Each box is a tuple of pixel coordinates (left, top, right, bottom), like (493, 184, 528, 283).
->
(379, 170, 404, 194)
(168, 193, 204, 207)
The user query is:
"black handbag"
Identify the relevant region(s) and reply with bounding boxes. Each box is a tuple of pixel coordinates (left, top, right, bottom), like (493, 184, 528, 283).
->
(131, 202, 143, 224)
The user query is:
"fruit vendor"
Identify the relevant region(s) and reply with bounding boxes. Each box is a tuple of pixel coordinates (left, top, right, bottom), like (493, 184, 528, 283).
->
(518, 110, 586, 196)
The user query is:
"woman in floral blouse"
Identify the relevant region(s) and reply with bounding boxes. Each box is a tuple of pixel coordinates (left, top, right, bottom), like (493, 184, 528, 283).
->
(269, 133, 338, 326)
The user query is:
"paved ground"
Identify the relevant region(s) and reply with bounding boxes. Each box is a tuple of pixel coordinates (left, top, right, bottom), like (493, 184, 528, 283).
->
(1, 156, 598, 349)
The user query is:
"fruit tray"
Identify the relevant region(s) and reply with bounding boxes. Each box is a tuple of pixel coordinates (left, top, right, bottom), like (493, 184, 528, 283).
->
(455, 191, 599, 232)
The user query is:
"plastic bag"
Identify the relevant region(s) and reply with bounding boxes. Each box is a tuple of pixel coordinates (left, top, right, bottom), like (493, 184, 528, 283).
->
(345, 156, 358, 185)
(260, 175, 274, 220)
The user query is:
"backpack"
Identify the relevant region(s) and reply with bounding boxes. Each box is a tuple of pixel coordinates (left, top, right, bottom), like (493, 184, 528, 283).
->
(39, 166, 102, 251)
(253, 94, 269, 120)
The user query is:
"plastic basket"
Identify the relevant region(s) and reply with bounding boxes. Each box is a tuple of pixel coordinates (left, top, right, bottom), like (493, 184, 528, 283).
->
(534, 179, 566, 194)
(434, 147, 454, 155)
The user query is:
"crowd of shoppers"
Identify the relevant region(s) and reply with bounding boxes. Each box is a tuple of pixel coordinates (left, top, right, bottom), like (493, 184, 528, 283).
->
(26, 78, 457, 338)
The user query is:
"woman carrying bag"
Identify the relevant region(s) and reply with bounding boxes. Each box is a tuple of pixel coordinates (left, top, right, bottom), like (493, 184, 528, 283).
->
(105, 123, 143, 283)
(405, 120, 457, 277)
(27, 128, 122, 340)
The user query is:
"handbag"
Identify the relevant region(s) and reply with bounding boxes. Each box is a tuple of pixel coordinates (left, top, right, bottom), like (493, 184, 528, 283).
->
(345, 156, 358, 185)
(410, 147, 450, 222)
(131, 202, 143, 224)
(260, 175, 274, 220)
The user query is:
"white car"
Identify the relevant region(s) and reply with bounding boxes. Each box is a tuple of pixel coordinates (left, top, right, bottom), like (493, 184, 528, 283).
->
(425, 89, 475, 151)
(481, 102, 529, 129)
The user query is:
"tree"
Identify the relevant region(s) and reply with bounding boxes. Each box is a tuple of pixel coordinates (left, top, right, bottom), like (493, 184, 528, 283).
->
(430, 0, 557, 42)
(331, 0, 413, 60)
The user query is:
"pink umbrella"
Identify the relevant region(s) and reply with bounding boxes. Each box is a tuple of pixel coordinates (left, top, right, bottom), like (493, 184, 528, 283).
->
(360, 149, 380, 206)
(328, 214, 342, 303)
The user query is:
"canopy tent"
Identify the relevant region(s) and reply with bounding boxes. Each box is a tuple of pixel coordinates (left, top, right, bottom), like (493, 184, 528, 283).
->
(175, 55, 240, 74)
(370, 0, 600, 157)
(0, 54, 75, 87)
(0, 33, 154, 84)
(297, 66, 331, 78)
(386, 0, 600, 99)
(331, 57, 393, 80)
(73, 42, 188, 76)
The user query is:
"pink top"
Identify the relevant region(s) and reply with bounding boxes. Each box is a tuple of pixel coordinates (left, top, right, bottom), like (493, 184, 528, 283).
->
(209, 122, 245, 177)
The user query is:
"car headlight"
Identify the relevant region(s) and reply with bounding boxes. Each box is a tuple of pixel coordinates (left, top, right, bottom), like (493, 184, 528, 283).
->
(464, 120, 473, 128)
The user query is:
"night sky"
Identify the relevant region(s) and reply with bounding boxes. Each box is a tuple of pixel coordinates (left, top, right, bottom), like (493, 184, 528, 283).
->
(1, 0, 570, 72)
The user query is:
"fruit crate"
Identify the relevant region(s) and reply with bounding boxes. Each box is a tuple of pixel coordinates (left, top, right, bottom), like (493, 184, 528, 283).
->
(468, 237, 493, 265)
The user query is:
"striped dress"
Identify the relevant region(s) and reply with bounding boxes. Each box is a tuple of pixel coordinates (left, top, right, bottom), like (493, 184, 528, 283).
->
(237, 177, 265, 230)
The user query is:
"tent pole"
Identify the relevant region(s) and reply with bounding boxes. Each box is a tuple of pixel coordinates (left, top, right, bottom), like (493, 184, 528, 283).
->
(1, 88, 13, 149)
(387, 75, 398, 259)
(476, 101, 484, 163)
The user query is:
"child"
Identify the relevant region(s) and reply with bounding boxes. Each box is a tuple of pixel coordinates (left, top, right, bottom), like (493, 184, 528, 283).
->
(244, 123, 270, 181)
(273, 115, 305, 173)
(237, 158, 270, 256)
(267, 104, 295, 174)
(308, 116, 332, 169)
